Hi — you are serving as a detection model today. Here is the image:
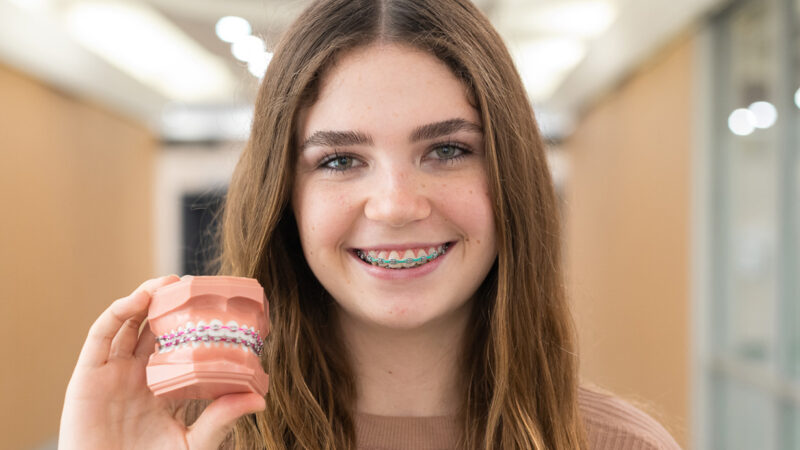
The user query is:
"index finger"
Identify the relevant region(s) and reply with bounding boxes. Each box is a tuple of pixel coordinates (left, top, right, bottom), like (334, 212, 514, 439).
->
(76, 275, 181, 368)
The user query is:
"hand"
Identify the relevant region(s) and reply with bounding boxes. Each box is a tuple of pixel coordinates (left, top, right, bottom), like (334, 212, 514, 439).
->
(58, 275, 266, 450)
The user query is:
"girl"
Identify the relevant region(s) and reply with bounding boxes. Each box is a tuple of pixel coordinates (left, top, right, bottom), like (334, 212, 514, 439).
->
(59, 0, 681, 449)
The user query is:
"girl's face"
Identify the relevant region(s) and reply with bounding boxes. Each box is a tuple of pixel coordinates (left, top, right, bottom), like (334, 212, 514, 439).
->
(292, 43, 497, 331)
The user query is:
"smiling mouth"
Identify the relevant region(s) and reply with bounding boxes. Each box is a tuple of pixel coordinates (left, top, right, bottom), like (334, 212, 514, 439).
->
(353, 242, 451, 269)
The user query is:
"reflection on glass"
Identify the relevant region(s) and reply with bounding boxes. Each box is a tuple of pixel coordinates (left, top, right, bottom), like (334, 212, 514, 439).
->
(793, 0, 800, 383)
(720, 0, 779, 365)
(716, 376, 780, 450)
(709, 0, 800, 447)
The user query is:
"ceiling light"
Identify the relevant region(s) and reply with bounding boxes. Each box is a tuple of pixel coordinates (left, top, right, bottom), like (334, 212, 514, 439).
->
(161, 103, 253, 142)
(748, 101, 777, 129)
(794, 87, 800, 109)
(64, 1, 235, 102)
(8, 0, 52, 13)
(215, 16, 251, 43)
(231, 35, 266, 63)
(526, 1, 617, 38)
(512, 38, 586, 101)
(248, 52, 273, 78)
(728, 108, 756, 136)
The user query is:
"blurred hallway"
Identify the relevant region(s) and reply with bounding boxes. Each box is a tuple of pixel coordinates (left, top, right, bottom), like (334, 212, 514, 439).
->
(1, 1, 797, 448)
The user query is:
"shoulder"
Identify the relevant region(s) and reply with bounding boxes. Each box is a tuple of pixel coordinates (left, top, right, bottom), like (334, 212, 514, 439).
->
(577, 385, 682, 450)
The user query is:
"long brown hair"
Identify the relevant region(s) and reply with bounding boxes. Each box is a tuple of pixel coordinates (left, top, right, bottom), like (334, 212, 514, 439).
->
(210, 0, 588, 448)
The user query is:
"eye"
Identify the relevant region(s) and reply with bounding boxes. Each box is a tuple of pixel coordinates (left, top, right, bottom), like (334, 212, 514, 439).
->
(428, 142, 471, 164)
(318, 152, 362, 173)
(433, 145, 460, 158)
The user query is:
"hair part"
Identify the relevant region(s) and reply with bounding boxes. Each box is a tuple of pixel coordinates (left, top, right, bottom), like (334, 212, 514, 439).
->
(202, 0, 588, 448)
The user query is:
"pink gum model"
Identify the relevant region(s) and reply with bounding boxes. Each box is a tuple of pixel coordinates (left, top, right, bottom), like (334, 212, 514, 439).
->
(145, 275, 270, 400)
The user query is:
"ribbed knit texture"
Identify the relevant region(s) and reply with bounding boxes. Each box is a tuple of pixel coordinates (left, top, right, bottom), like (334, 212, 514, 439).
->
(354, 386, 682, 449)
(354, 412, 461, 449)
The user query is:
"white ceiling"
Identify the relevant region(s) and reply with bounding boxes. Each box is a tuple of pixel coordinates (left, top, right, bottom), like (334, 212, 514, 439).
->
(0, 0, 729, 141)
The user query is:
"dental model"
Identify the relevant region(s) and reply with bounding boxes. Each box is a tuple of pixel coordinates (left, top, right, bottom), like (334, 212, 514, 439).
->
(145, 275, 269, 400)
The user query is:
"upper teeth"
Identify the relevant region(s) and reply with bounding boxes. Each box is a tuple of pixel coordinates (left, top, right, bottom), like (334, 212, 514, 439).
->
(357, 244, 448, 269)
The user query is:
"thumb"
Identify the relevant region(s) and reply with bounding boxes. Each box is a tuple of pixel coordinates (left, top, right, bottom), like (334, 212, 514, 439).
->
(185, 393, 266, 450)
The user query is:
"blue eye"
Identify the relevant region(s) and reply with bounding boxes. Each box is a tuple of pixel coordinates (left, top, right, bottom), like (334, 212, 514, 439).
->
(327, 155, 353, 170)
(432, 144, 463, 159)
(429, 142, 470, 164)
(318, 152, 361, 173)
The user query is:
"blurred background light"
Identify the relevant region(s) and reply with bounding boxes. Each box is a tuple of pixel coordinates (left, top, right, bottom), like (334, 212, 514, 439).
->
(161, 102, 253, 142)
(728, 108, 756, 136)
(247, 51, 272, 79)
(231, 35, 266, 63)
(64, 1, 235, 103)
(513, 38, 586, 100)
(527, 0, 617, 38)
(215, 16, 252, 43)
(7, 0, 52, 13)
(794, 87, 800, 109)
(747, 101, 777, 129)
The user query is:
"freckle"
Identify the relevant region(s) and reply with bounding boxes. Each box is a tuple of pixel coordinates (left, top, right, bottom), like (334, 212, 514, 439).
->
(465, 237, 470, 242)
(469, 190, 473, 194)
(388, 370, 393, 374)
(311, 225, 315, 231)
(310, 250, 314, 255)
(421, 183, 426, 188)
(477, 239, 481, 244)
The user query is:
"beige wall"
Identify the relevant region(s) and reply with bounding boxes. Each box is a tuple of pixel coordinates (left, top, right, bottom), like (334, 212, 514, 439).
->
(563, 36, 693, 447)
(0, 65, 156, 449)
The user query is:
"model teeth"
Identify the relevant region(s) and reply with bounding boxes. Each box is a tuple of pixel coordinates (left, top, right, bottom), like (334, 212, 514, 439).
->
(356, 244, 448, 269)
(156, 319, 264, 356)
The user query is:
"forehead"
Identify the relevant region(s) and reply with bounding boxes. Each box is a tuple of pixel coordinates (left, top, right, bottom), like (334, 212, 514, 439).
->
(297, 43, 480, 139)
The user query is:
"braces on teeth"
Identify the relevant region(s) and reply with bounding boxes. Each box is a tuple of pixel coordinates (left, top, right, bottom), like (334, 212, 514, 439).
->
(156, 320, 264, 356)
(356, 244, 448, 268)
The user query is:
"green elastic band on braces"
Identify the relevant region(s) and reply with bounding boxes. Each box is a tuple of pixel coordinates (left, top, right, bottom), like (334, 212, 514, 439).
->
(367, 253, 438, 265)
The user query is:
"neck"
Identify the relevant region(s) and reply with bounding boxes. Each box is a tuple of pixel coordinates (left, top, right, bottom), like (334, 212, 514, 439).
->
(336, 303, 472, 417)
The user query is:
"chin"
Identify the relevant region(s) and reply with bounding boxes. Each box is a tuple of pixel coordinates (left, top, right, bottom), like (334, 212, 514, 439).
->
(340, 297, 470, 333)
(368, 313, 435, 331)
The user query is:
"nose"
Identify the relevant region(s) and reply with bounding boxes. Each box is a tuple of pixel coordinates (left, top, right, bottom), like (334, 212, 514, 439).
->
(363, 167, 432, 227)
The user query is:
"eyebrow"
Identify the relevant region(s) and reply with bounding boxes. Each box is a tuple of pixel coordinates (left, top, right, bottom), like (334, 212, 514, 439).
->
(299, 118, 483, 152)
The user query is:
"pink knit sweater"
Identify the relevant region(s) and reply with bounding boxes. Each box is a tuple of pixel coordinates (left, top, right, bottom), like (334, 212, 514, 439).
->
(353, 386, 682, 449)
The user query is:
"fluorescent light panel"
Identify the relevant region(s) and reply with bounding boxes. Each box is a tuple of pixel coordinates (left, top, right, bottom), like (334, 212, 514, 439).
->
(512, 38, 587, 101)
(7, 0, 53, 13)
(64, 1, 236, 102)
(527, 0, 617, 38)
(501, 1, 615, 101)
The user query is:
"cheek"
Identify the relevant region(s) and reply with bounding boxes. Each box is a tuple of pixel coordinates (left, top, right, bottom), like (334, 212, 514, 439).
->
(434, 173, 495, 244)
(294, 182, 360, 251)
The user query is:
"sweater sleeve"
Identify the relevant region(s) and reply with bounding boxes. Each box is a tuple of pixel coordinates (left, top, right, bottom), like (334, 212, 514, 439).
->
(578, 386, 682, 450)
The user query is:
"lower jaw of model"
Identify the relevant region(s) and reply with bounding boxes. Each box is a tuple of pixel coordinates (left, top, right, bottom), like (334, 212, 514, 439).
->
(355, 243, 449, 269)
